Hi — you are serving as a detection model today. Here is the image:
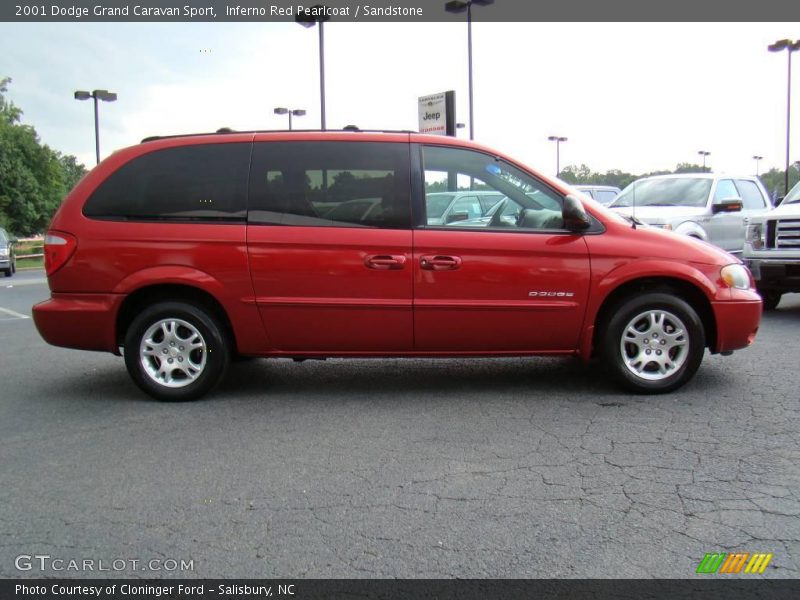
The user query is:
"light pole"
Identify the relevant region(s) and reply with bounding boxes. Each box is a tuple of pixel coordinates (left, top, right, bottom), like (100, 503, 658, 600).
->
(753, 155, 763, 176)
(768, 39, 800, 196)
(74, 89, 117, 164)
(548, 135, 567, 177)
(296, 6, 330, 130)
(274, 107, 306, 130)
(444, 0, 494, 141)
(698, 150, 711, 171)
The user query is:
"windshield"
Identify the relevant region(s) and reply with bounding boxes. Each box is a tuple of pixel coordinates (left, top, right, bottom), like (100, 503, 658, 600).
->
(784, 181, 800, 204)
(611, 178, 713, 208)
(425, 193, 455, 219)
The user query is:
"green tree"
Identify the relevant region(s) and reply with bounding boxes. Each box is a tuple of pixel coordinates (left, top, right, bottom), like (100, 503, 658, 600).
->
(759, 167, 800, 201)
(674, 162, 707, 174)
(0, 77, 87, 235)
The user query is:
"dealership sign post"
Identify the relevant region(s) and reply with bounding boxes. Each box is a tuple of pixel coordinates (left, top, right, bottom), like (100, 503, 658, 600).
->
(418, 91, 456, 136)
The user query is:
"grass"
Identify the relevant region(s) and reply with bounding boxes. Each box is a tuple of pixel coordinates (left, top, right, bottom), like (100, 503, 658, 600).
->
(16, 257, 43, 270)
(13, 240, 44, 270)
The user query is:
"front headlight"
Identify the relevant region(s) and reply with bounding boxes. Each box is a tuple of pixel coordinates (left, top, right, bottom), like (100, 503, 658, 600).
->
(746, 222, 765, 250)
(720, 264, 753, 290)
(0, 246, 8, 257)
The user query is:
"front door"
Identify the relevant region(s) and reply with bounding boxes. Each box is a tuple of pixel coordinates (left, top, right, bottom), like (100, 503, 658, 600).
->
(413, 144, 591, 352)
(707, 178, 745, 253)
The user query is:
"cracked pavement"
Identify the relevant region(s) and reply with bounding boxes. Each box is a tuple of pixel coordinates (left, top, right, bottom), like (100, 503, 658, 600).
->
(1, 274, 798, 578)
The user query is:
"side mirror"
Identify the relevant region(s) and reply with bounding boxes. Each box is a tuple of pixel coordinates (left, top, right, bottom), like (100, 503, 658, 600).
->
(446, 212, 469, 223)
(711, 197, 743, 214)
(562, 194, 591, 232)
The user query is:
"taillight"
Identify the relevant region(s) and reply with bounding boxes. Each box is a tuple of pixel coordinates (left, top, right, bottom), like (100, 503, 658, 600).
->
(44, 231, 77, 276)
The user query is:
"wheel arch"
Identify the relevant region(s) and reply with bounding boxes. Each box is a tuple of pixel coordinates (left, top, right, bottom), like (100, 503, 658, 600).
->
(588, 276, 716, 360)
(671, 220, 708, 241)
(115, 283, 237, 353)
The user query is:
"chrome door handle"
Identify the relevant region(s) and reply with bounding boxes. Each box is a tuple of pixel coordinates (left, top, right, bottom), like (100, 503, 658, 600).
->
(420, 255, 462, 271)
(365, 255, 407, 270)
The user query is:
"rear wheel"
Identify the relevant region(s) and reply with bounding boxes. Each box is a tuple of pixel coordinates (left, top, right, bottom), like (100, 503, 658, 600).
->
(124, 301, 229, 401)
(758, 289, 782, 311)
(603, 293, 705, 393)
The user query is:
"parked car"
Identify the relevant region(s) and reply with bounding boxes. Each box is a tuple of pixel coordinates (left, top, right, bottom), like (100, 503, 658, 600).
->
(573, 185, 621, 206)
(33, 131, 762, 401)
(447, 191, 562, 228)
(0, 227, 17, 277)
(743, 180, 800, 309)
(425, 190, 504, 225)
(608, 173, 771, 255)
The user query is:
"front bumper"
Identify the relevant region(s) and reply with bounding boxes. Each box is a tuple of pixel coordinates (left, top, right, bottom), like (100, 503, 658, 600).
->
(711, 289, 762, 354)
(745, 256, 800, 293)
(33, 293, 123, 353)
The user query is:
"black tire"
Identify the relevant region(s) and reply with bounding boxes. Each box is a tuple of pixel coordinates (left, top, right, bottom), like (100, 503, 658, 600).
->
(123, 301, 229, 401)
(602, 293, 705, 394)
(2, 269, 10, 278)
(758, 289, 782, 311)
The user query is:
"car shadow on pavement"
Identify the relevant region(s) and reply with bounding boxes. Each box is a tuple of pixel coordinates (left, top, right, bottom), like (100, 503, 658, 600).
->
(42, 355, 735, 406)
(216, 356, 725, 407)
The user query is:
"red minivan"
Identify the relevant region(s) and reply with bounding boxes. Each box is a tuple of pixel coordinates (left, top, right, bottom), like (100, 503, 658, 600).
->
(33, 131, 762, 401)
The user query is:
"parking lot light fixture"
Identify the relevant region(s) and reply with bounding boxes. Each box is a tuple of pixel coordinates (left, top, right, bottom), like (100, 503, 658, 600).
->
(444, 0, 494, 141)
(768, 39, 800, 195)
(753, 155, 763, 176)
(296, 6, 330, 130)
(547, 135, 568, 176)
(698, 150, 711, 171)
(74, 89, 117, 165)
(274, 107, 306, 130)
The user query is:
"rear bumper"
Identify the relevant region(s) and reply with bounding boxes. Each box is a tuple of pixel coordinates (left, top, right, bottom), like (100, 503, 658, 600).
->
(33, 293, 123, 353)
(711, 291, 762, 354)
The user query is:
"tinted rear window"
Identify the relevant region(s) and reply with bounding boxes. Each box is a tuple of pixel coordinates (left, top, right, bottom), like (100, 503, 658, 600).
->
(248, 141, 411, 229)
(83, 143, 250, 221)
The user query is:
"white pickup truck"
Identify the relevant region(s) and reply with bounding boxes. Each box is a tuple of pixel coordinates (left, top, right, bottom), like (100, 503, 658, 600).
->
(744, 180, 800, 309)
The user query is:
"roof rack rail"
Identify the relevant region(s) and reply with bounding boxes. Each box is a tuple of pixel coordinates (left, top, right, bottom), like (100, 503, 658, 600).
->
(140, 128, 417, 143)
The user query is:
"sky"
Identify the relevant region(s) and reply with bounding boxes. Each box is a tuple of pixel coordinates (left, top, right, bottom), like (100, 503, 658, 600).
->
(1, 21, 798, 177)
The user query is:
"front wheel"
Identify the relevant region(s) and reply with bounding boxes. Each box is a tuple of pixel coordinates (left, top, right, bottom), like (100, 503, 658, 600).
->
(124, 301, 229, 401)
(758, 289, 782, 311)
(602, 293, 705, 394)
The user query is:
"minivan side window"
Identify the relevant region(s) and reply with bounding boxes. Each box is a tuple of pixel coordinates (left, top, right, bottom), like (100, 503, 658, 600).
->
(248, 141, 411, 229)
(83, 143, 250, 221)
(735, 180, 767, 210)
(422, 145, 564, 230)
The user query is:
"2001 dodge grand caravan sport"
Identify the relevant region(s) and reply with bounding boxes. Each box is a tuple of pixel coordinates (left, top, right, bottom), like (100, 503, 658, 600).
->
(33, 131, 762, 401)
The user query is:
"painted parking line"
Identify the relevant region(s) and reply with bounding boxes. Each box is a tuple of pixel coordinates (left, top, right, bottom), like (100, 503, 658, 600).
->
(4, 278, 47, 288)
(0, 306, 30, 320)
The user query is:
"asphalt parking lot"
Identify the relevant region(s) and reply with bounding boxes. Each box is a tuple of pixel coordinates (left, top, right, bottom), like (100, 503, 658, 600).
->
(1, 269, 799, 578)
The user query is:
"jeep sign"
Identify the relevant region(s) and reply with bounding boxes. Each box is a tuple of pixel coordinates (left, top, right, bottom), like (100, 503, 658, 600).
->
(418, 91, 455, 136)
